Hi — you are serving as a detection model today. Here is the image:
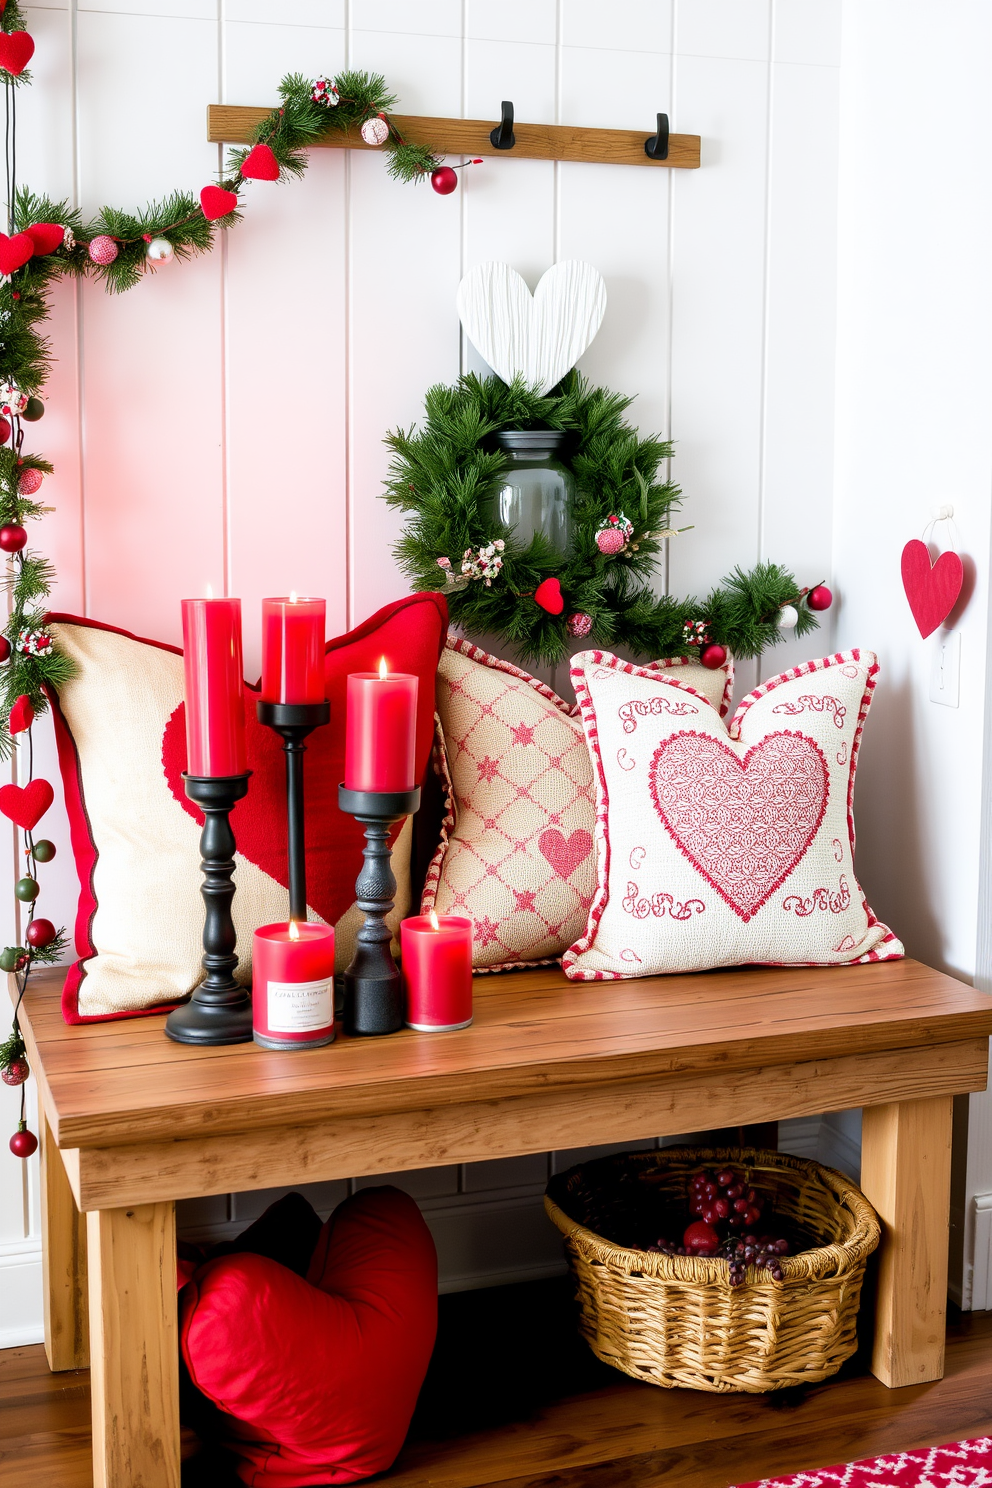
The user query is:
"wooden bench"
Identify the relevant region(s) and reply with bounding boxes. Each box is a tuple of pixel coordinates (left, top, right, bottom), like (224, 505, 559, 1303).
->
(12, 957, 992, 1488)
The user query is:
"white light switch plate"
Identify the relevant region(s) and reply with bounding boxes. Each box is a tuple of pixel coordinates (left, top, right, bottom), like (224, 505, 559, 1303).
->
(929, 630, 960, 707)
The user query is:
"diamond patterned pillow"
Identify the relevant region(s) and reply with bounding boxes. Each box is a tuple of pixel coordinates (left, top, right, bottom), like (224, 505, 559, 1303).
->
(422, 638, 733, 971)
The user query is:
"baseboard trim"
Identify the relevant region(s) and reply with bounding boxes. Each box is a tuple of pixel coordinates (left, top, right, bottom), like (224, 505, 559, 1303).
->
(0, 1244, 43, 1348)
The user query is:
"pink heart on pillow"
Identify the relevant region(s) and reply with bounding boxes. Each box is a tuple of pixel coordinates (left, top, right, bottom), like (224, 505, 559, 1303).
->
(539, 827, 593, 879)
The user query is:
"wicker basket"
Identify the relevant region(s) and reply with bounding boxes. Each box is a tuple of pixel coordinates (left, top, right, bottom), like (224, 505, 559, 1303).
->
(545, 1147, 880, 1393)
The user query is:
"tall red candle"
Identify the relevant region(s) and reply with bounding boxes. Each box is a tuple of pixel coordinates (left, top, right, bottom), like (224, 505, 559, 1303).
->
(345, 661, 418, 792)
(182, 597, 247, 776)
(261, 595, 326, 704)
(400, 913, 473, 1031)
(253, 920, 336, 1049)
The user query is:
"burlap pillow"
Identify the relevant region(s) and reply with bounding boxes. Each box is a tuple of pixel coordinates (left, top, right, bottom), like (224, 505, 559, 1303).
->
(422, 638, 733, 970)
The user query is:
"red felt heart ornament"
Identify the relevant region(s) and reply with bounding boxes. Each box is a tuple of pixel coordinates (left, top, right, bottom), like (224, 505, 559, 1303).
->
(200, 185, 239, 221)
(0, 777, 53, 830)
(8, 694, 34, 735)
(534, 577, 564, 615)
(25, 222, 64, 256)
(240, 144, 280, 181)
(0, 31, 35, 77)
(900, 538, 964, 638)
(0, 231, 34, 275)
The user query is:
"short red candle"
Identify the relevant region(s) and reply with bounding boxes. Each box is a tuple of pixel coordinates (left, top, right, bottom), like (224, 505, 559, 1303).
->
(400, 914, 473, 1031)
(252, 921, 336, 1049)
(182, 597, 247, 777)
(261, 595, 326, 704)
(345, 664, 418, 792)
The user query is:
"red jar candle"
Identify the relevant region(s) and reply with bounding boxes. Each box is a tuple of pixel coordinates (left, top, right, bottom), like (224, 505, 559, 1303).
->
(253, 920, 336, 1049)
(345, 661, 418, 793)
(400, 912, 473, 1031)
(182, 597, 247, 776)
(261, 595, 326, 705)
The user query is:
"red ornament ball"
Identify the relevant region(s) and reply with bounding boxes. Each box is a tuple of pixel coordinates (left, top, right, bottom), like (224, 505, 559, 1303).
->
(431, 166, 458, 195)
(700, 643, 727, 670)
(566, 612, 593, 638)
(25, 918, 57, 950)
(596, 528, 626, 556)
(18, 467, 42, 496)
(1, 1057, 28, 1087)
(807, 584, 833, 612)
(9, 1125, 38, 1159)
(0, 524, 27, 553)
(88, 235, 119, 265)
(0, 637, 10, 662)
(0, 416, 9, 445)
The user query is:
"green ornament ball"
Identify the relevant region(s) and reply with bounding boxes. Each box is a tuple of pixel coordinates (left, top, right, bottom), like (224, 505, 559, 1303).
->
(0, 946, 26, 972)
(22, 397, 44, 422)
(31, 839, 56, 863)
(14, 876, 39, 902)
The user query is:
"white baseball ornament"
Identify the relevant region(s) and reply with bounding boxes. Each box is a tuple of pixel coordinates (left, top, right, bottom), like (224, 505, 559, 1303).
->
(361, 115, 390, 146)
(778, 604, 799, 630)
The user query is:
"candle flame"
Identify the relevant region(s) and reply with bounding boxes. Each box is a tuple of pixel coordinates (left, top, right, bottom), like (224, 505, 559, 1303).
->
(429, 910, 440, 932)
(205, 582, 214, 600)
(379, 656, 388, 680)
(288, 919, 300, 940)
(289, 590, 298, 603)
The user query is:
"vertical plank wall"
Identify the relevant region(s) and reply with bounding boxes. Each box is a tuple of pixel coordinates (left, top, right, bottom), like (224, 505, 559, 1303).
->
(0, 0, 841, 1342)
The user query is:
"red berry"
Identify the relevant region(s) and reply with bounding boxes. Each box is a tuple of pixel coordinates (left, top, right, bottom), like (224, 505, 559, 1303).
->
(689, 1196, 704, 1216)
(1, 1056, 28, 1086)
(727, 1182, 745, 1200)
(713, 1197, 730, 1219)
(745, 1204, 762, 1226)
(715, 1170, 735, 1187)
(702, 1181, 717, 1200)
(9, 1125, 37, 1158)
(25, 918, 56, 949)
(431, 166, 458, 195)
(808, 584, 832, 611)
(683, 1220, 720, 1255)
(0, 416, 9, 444)
(746, 1189, 757, 1204)
(0, 524, 27, 553)
(733, 1197, 749, 1214)
(0, 636, 10, 663)
(701, 1205, 719, 1225)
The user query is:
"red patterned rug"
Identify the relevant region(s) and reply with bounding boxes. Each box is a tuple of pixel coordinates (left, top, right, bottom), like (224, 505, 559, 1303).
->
(735, 1438, 992, 1487)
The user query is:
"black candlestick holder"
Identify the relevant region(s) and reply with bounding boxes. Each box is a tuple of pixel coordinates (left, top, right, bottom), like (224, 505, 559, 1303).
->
(257, 700, 331, 920)
(165, 772, 254, 1046)
(338, 783, 421, 1036)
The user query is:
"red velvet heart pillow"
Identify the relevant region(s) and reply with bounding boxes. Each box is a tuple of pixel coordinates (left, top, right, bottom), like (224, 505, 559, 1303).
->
(45, 595, 446, 1023)
(181, 1187, 438, 1487)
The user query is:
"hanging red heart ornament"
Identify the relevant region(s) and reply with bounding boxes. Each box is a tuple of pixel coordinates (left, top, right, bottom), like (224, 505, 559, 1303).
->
(25, 222, 64, 256)
(240, 144, 280, 181)
(900, 538, 964, 638)
(534, 577, 565, 615)
(8, 694, 34, 735)
(200, 185, 239, 221)
(0, 778, 53, 830)
(0, 232, 34, 275)
(0, 32, 35, 77)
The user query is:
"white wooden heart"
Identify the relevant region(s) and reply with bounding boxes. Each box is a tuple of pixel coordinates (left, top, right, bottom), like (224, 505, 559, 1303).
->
(456, 261, 607, 394)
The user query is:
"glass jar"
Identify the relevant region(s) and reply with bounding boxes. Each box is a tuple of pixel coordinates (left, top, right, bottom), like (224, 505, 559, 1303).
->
(492, 430, 574, 555)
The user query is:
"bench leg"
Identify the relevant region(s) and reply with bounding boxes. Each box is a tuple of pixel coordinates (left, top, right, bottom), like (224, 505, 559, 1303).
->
(860, 1095, 953, 1387)
(40, 1109, 89, 1371)
(87, 1202, 179, 1488)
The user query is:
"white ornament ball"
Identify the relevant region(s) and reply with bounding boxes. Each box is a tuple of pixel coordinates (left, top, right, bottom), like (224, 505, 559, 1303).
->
(0, 383, 27, 417)
(17, 468, 43, 496)
(361, 115, 390, 147)
(778, 604, 799, 630)
(146, 237, 174, 264)
(312, 77, 339, 106)
(88, 235, 119, 266)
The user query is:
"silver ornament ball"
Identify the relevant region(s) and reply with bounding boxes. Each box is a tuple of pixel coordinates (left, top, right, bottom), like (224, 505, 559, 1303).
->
(778, 604, 799, 630)
(146, 237, 174, 264)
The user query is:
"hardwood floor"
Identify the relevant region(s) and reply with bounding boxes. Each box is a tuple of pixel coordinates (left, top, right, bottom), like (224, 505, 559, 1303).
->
(5, 1279, 992, 1488)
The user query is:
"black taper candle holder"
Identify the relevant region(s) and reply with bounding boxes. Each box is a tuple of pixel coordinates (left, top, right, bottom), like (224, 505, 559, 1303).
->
(165, 772, 254, 1046)
(338, 783, 421, 1036)
(257, 700, 331, 920)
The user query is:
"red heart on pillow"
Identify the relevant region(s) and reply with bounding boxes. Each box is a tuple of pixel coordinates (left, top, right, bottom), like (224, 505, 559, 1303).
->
(534, 577, 564, 615)
(900, 539, 964, 638)
(25, 222, 65, 256)
(181, 1188, 437, 1487)
(0, 777, 53, 830)
(0, 31, 34, 76)
(200, 185, 238, 221)
(539, 826, 593, 879)
(0, 231, 34, 275)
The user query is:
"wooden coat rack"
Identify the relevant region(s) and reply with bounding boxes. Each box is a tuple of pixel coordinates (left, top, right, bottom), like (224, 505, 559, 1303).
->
(206, 105, 701, 171)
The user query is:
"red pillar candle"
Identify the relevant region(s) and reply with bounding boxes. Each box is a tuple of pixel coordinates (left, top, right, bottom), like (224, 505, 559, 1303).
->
(344, 660, 418, 792)
(400, 912, 473, 1031)
(261, 595, 326, 704)
(252, 920, 336, 1049)
(182, 597, 247, 777)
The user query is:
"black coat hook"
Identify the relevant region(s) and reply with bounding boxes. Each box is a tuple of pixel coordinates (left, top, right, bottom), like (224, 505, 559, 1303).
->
(490, 100, 515, 150)
(644, 112, 670, 161)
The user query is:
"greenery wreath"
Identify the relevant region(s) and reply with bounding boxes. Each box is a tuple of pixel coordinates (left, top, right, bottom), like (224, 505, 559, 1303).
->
(384, 371, 823, 667)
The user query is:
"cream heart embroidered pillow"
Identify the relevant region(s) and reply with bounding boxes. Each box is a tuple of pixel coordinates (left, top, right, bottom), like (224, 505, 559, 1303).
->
(563, 649, 902, 980)
(422, 637, 733, 971)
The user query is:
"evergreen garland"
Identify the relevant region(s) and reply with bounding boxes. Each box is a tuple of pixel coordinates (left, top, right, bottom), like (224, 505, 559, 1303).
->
(384, 372, 821, 667)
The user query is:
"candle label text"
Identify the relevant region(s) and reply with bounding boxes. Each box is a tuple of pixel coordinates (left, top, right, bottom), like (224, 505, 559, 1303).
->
(265, 977, 334, 1033)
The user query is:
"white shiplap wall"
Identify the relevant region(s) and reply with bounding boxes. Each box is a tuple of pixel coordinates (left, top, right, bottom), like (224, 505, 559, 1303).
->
(0, 0, 841, 1344)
